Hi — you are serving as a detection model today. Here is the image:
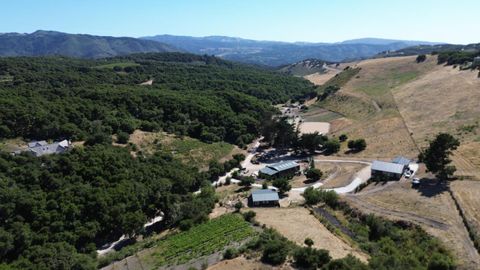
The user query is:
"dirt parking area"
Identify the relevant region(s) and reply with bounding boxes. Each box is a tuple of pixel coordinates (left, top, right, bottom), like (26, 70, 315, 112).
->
(298, 122, 330, 135)
(252, 207, 368, 262)
(347, 179, 480, 269)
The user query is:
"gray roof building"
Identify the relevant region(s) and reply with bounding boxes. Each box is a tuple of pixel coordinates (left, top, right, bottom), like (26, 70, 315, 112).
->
(28, 140, 71, 157)
(28, 140, 48, 148)
(250, 189, 279, 203)
(371, 160, 404, 175)
(392, 156, 411, 166)
(259, 161, 300, 176)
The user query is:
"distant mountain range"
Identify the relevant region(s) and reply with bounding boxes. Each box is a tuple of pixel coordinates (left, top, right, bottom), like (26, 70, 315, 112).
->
(0, 30, 179, 58)
(142, 35, 442, 66)
(0, 30, 444, 65)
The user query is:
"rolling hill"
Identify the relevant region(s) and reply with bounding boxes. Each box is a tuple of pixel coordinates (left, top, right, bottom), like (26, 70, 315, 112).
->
(142, 34, 441, 66)
(0, 30, 180, 58)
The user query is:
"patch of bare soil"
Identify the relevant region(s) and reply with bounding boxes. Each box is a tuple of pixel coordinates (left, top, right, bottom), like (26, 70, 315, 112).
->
(298, 122, 330, 135)
(139, 79, 154, 85)
(347, 179, 480, 269)
(252, 208, 369, 262)
(320, 163, 365, 188)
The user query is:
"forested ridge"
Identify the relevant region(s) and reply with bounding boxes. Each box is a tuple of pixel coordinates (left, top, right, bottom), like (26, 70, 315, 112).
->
(0, 53, 316, 269)
(0, 53, 316, 145)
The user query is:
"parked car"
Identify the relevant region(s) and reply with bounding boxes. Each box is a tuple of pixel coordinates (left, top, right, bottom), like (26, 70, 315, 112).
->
(412, 178, 420, 187)
(404, 170, 412, 178)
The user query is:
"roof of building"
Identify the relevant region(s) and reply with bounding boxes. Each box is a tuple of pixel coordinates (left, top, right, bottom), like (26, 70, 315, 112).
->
(250, 189, 279, 202)
(259, 161, 300, 176)
(28, 140, 70, 157)
(259, 167, 278, 176)
(28, 140, 48, 148)
(392, 156, 411, 166)
(269, 161, 299, 172)
(371, 160, 404, 174)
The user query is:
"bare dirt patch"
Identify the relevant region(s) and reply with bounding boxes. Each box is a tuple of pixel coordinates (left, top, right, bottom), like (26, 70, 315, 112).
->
(298, 122, 330, 135)
(320, 163, 365, 188)
(252, 207, 368, 262)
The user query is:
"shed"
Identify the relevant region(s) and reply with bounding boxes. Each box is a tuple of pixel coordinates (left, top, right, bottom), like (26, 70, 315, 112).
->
(248, 189, 280, 207)
(28, 139, 71, 157)
(371, 160, 404, 180)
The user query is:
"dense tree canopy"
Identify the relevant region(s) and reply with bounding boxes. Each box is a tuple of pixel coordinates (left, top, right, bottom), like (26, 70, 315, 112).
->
(0, 53, 316, 145)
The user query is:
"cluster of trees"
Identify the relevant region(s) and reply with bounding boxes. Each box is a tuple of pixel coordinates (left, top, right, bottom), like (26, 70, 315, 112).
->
(416, 54, 427, 63)
(262, 118, 345, 155)
(419, 133, 460, 180)
(302, 187, 339, 207)
(347, 139, 367, 152)
(0, 53, 316, 146)
(0, 145, 219, 269)
(206, 154, 245, 182)
(437, 50, 480, 66)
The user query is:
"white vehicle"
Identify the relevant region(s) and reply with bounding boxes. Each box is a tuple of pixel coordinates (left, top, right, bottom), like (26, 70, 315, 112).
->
(404, 170, 412, 178)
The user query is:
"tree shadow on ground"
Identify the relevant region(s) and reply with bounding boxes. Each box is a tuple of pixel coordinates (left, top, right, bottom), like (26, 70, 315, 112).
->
(416, 177, 449, 198)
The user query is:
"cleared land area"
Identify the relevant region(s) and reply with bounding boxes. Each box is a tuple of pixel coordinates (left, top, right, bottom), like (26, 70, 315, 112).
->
(318, 162, 366, 188)
(347, 179, 480, 269)
(129, 130, 236, 169)
(298, 122, 330, 135)
(252, 207, 368, 262)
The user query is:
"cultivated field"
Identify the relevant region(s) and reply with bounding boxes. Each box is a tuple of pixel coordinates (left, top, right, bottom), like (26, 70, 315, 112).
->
(102, 214, 255, 270)
(252, 207, 368, 262)
(298, 122, 330, 135)
(346, 179, 480, 269)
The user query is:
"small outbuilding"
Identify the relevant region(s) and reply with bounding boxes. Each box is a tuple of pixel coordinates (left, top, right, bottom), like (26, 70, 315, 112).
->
(371, 160, 404, 180)
(248, 189, 280, 207)
(258, 161, 300, 179)
(27, 140, 71, 157)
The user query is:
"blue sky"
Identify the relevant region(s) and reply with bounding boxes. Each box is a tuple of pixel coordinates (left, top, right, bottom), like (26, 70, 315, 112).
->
(1, 0, 478, 44)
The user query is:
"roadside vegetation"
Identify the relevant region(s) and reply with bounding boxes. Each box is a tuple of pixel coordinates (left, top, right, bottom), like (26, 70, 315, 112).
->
(302, 190, 455, 270)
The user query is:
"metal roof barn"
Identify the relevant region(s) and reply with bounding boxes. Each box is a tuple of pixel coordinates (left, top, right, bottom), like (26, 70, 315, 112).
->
(392, 156, 411, 166)
(250, 189, 279, 203)
(371, 160, 404, 174)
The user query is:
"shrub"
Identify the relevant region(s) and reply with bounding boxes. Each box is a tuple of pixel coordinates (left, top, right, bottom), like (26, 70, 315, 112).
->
(339, 134, 348, 142)
(272, 178, 291, 195)
(223, 248, 238, 260)
(416, 54, 427, 63)
(116, 131, 130, 144)
(262, 238, 289, 265)
(305, 168, 323, 181)
(302, 187, 339, 208)
(293, 246, 331, 269)
(242, 211, 256, 222)
(234, 201, 243, 212)
(347, 139, 367, 152)
(324, 139, 340, 154)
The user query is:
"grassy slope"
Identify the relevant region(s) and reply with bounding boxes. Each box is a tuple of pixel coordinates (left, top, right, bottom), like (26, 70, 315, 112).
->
(129, 130, 235, 169)
(317, 56, 436, 158)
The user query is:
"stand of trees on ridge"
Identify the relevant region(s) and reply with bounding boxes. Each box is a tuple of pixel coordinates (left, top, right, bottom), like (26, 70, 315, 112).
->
(0, 53, 317, 146)
(0, 53, 317, 269)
